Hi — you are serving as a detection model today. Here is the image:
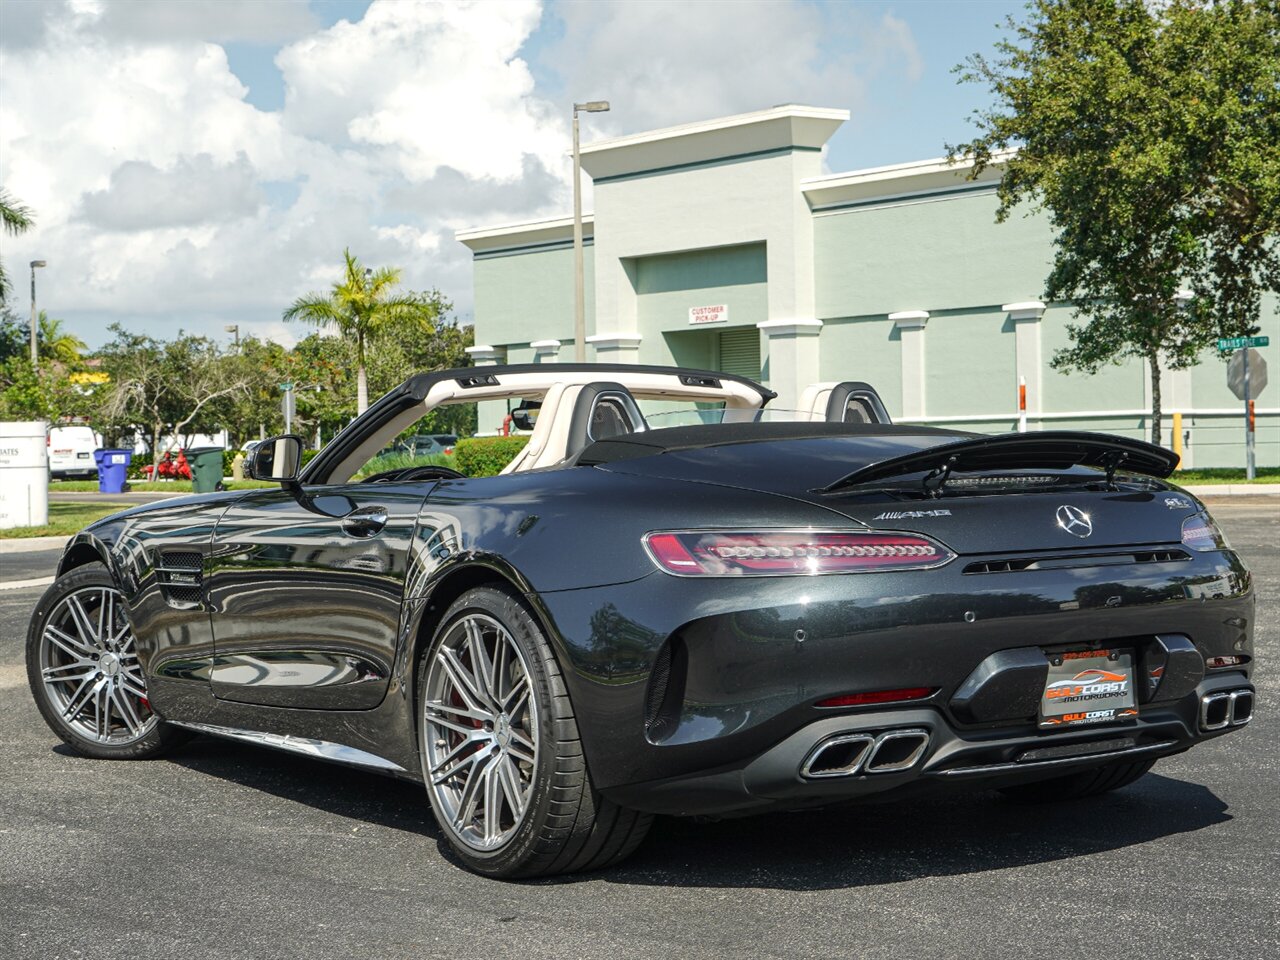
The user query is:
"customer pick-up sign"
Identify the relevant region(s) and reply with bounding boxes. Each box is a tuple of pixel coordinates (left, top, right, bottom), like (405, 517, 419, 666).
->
(689, 304, 728, 325)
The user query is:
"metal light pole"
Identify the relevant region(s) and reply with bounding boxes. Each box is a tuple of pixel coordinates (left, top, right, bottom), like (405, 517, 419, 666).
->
(224, 324, 240, 347)
(29, 260, 46, 369)
(573, 100, 609, 361)
(1243, 348, 1255, 480)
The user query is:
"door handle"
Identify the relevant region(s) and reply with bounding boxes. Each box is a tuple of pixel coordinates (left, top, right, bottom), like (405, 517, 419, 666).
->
(342, 505, 388, 538)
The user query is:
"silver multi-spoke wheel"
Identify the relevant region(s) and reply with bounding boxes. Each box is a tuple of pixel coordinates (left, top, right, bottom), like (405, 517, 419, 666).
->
(37, 585, 156, 745)
(418, 588, 652, 877)
(423, 613, 539, 851)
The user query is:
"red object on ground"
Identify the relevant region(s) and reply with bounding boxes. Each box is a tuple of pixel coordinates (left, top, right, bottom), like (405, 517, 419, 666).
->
(152, 449, 193, 480)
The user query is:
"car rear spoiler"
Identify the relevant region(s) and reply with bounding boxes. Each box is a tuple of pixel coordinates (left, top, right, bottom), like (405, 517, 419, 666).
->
(821, 431, 1179, 494)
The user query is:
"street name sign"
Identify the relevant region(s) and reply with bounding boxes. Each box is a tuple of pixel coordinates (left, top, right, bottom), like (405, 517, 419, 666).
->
(1217, 335, 1269, 351)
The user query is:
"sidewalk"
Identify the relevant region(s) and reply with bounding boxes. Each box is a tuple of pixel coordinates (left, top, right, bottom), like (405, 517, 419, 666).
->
(1182, 483, 1280, 496)
(49, 489, 192, 503)
(0, 535, 69, 555)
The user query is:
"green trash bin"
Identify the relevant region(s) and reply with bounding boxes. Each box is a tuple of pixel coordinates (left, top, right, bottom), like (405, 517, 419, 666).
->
(188, 447, 225, 494)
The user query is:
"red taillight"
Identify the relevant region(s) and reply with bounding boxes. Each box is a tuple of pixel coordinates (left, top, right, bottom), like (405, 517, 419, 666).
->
(816, 687, 936, 708)
(643, 530, 954, 577)
(1206, 656, 1247, 669)
(1182, 514, 1229, 552)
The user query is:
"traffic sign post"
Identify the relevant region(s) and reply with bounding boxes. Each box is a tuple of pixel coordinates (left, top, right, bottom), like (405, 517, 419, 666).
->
(1219, 339, 1270, 481)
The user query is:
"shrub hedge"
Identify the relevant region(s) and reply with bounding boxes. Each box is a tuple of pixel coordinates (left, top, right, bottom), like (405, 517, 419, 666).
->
(454, 436, 530, 477)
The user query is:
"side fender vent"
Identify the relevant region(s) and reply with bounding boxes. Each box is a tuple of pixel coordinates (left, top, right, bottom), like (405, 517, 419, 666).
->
(644, 636, 687, 744)
(157, 551, 204, 607)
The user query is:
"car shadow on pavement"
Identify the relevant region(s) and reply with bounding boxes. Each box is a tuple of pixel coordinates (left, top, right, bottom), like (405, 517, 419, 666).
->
(152, 735, 1230, 890)
(157, 736, 439, 839)
(598, 773, 1231, 891)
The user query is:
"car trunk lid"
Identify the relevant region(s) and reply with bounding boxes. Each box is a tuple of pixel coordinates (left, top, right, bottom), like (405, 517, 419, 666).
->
(593, 429, 1192, 554)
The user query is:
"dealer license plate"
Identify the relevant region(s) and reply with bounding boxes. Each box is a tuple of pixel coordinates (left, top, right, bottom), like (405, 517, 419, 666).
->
(1039, 648, 1137, 730)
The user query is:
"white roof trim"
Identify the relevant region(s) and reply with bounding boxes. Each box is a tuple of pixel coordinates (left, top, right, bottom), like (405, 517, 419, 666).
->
(802, 150, 1016, 209)
(889, 310, 930, 328)
(579, 104, 847, 181)
(456, 214, 593, 251)
(580, 104, 849, 156)
(757, 318, 822, 336)
(1002, 301, 1047, 320)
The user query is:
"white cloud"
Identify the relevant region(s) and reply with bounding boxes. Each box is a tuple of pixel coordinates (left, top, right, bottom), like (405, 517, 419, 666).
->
(0, 0, 925, 349)
(80, 153, 263, 230)
(539, 0, 922, 134)
(0, 0, 568, 343)
(277, 0, 562, 182)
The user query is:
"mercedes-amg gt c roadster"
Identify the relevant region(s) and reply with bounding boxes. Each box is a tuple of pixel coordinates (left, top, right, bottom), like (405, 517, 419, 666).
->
(27, 363, 1255, 877)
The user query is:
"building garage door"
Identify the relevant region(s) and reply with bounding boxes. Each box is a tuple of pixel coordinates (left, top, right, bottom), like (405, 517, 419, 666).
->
(717, 327, 761, 380)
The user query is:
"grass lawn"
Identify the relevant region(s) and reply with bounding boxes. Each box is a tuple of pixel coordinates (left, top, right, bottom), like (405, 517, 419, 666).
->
(1172, 468, 1280, 484)
(1, 501, 126, 539)
(49, 479, 276, 493)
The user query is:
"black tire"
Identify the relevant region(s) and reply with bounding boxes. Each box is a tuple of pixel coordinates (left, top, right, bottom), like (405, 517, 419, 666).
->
(417, 585, 652, 878)
(26, 563, 190, 760)
(998, 758, 1156, 804)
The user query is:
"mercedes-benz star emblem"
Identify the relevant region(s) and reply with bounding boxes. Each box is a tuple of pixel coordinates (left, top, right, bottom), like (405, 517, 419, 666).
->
(1056, 504, 1093, 538)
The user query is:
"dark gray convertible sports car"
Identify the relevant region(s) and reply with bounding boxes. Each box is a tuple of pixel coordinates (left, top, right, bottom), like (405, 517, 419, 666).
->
(27, 363, 1256, 877)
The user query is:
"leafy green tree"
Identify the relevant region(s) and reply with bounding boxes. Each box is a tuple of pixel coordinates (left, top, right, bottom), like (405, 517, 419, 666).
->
(283, 249, 450, 414)
(0, 310, 86, 365)
(0, 356, 94, 423)
(0, 309, 27, 360)
(221, 336, 291, 447)
(98, 326, 253, 457)
(951, 0, 1280, 445)
(280, 333, 360, 443)
(0, 188, 35, 305)
(36, 311, 87, 365)
(377, 318, 476, 436)
(0, 308, 96, 423)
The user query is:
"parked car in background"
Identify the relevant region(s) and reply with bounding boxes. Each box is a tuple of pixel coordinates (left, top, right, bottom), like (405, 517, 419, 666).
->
(47, 425, 99, 479)
(405, 433, 458, 457)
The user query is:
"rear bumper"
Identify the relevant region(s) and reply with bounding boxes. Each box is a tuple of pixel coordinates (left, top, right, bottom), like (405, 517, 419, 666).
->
(603, 673, 1255, 815)
(537, 545, 1254, 800)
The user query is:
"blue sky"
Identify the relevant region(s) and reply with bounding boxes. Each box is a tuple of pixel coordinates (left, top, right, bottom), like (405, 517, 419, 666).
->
(1, 0, 1026, 347)
(225, 0, 1023, 168)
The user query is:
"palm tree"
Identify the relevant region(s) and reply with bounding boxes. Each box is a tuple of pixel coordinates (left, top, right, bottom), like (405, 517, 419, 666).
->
(283, 249, 442, 414)
(0, 188, 35, 304)
(37, 312, 87, 365)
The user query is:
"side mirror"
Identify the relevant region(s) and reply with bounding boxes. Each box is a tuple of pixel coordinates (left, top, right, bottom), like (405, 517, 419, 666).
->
(510, 401, 541, 432)
(248, 435, 304, 484)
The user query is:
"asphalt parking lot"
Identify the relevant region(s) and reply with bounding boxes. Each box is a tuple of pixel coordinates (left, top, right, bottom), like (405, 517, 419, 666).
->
(1, 500, 1277, 960)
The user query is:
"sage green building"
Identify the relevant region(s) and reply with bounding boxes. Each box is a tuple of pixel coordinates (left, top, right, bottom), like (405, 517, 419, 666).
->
(457, 105, 1276, 466)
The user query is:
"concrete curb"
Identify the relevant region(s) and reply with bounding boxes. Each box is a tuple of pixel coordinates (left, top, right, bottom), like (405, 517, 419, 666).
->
(0, 536, 71, 555)
(1182, 484, 1280, 496)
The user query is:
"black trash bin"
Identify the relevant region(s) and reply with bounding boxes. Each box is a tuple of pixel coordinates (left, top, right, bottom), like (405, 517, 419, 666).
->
(188, 447, 225, 494)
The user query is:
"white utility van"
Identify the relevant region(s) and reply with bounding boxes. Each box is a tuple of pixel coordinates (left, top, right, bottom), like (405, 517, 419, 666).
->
(48, 425, 100, 479)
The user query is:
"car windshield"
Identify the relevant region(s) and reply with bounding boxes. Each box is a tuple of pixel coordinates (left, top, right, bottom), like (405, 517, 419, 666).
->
(638, 408, 823, 430)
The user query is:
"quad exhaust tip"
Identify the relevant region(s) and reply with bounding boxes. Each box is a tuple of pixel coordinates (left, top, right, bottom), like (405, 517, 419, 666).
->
(801, 728, 930, 779)
(1200, 689, 1253, 731)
